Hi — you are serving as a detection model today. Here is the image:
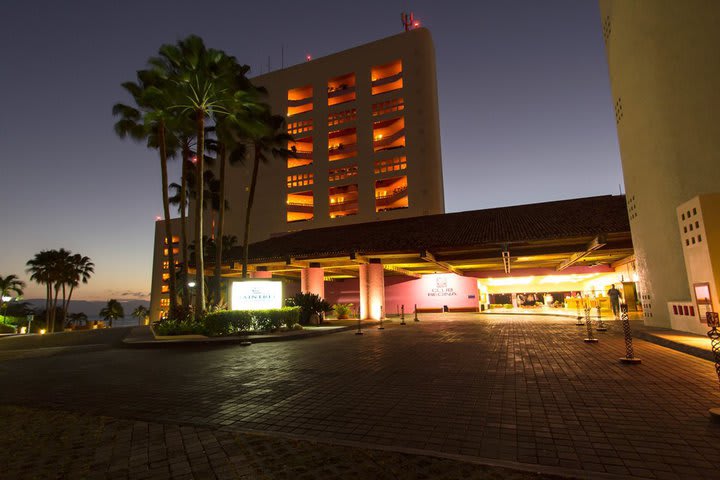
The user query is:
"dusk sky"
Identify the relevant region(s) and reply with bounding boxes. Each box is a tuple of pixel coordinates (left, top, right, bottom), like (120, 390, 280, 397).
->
(0, 0, 621, 301)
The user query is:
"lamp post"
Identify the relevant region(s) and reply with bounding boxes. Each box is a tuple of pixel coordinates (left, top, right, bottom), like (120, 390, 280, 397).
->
(1, 295, 11, 324)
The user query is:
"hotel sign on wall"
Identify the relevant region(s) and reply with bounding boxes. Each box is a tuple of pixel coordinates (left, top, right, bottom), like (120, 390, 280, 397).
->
(230, 281, 283, 310)
(427, 275, 458, 297)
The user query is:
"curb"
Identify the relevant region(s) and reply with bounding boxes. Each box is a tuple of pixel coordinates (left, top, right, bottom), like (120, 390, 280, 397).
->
(481, 311, 582, 320)
(121, 321, 380, 348)
(0, 343, 111, 361)
(633, 329, 714, 362)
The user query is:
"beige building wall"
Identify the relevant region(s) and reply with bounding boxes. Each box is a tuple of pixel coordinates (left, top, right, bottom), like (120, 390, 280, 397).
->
(598, 0, 720, 327)
(674, 194, 720, 335)
(222, 27, 445, 243)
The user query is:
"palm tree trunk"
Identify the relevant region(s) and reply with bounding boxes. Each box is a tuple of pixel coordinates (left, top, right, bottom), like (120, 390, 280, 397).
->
(195, 112, 206, 315)
(45, 282, 51, 333)
(180, 143, 190, 306)
(51, 285, 60, 333)
(64, 284, 76, 328)
(242, 150, 261, 278)
(215, 143, 226, 303)
(159, 122, 178, 314)
(61, 283, 67, 328)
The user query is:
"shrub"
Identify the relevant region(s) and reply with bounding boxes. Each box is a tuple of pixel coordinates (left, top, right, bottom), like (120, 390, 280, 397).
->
(286, 293, 333, 325)
(333, 303, 353, 319)
(204, 310, 252, 336)
(0, 323, 16, 334)
(154, 319, 207, 336)
(202, 307, 301, 336)
(503, 304, 513, 309)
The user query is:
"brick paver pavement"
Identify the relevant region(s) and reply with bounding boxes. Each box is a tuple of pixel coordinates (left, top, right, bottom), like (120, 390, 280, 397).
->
(2, 314, 720, 479)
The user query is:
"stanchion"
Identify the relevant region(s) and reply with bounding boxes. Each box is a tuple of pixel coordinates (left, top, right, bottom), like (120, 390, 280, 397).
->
(414, 304, 419, 322)
(596, 304, 607, 332)
(355, 315, 363, 335)
(619, 303, 641, 364)
(584, 306, 598, 343)
(378, 306, 385, 330)
(400, 305, 406, 325)
(705, 312, 720, 419)
(575, 298, 584, 326)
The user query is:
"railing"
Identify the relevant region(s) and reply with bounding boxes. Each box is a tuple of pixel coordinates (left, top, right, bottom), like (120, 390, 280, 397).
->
(286, 203, 314, 214)
(329, 143, 357, 160)
(372, 72, 403, 88)
(288, 96, 312, 106)
(373, 129, 405, 151)
(375, 186, 408, 206)
(329, 201, 358, 213)
(328, 85, 356, 98)
(290, 149, 312, 159)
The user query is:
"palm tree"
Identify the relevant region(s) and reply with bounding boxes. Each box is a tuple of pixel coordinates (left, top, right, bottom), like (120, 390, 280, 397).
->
(99, 299, 124, 328)
(242, 113, 294, 277)
(113, 69, 180, 314)
(131, 305, 150, 325)
(0, 274, 25, 321)
(151, 35, 242, 316)
(26, 249, 71, 333)
(60, 254, 94, 327)
(67, 312, 88, 328)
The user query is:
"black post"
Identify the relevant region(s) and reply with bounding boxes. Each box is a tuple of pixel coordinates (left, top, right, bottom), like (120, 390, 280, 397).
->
(596, 304, 607, 331)
(619, 303, 641, 364)
(355, 315, 363, 335)
(706, 312, 720, 419)
(575, 296, 584, 326)
(378, 305, 385, 330)
(400, 304, 406, 325)
(414, 304, 419, 322)
(584, 305, 598, 343)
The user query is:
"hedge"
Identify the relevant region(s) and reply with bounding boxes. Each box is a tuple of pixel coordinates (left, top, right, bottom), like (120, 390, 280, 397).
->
(203, 307, 301, 336)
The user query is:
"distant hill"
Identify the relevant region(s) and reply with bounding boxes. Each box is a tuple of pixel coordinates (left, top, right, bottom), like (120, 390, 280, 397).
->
(22, 299, 150, 319)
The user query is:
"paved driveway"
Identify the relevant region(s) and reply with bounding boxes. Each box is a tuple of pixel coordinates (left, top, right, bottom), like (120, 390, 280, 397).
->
(1, 314, 719, 479)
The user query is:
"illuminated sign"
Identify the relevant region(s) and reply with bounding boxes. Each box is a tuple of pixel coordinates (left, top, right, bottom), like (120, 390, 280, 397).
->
(230, 281, 282, 311)
(426, 274, 458, 297)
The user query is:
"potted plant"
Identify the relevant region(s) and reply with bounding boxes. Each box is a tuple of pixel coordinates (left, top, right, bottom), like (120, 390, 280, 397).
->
(333, 303, 352, 319)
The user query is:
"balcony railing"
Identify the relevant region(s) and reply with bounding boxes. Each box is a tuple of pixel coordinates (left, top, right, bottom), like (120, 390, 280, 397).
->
(288, 96, 312, 107)
(329, 143, 357, 160)
(287, 203, 314, 214)
(328, 85, 356, 98)
(375, 186, 408, 206)
(373, 129, 405, 151)
(328, 200, 358, 213)
(372, 72, 402, 88)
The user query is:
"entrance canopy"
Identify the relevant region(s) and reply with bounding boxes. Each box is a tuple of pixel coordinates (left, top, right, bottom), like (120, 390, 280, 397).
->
(223, 195, 633, 281)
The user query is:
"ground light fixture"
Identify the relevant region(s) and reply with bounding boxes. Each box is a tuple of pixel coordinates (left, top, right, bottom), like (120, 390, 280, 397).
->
(1, 296, 11, 303)
(705, 311, 720, 420)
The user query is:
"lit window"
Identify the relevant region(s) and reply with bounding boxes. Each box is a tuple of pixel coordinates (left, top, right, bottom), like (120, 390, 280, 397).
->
(374, 156, 407, 174)
(288, 136, 313, 168)
(288, 85, 313, 116)
(328, 73, 356, 106)
(287, 191, 314, 223)
(373, 117, 405, 153)
(329, 165, 358, 182)
(372, 60, 403, 95)
(372, 98, 404, 117)
(329, 184, 359, 218)
(287, 172, 314, 189)
(328, 108, 357, 127)
(375, 176, 409, 213)
(287, 119, 313, 135)
(328, 127, 357, 162)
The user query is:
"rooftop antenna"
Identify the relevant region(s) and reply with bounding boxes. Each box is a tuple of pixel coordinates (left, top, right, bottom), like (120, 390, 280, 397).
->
(401, 12, 420, 31)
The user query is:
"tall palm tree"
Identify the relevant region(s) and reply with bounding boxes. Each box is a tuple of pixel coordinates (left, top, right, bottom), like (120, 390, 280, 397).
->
(99, 299, 124, 328)
(60, 254, 94, 327)
(113, 69, 180, 314)
(26, 249, 71, 333)
(151, 35, 241, 316)
(131, 305, 150, 325)
(242, 113, 295, 277)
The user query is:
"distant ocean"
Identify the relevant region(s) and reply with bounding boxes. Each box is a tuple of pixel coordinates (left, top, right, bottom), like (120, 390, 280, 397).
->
(22, 298, 150, 327)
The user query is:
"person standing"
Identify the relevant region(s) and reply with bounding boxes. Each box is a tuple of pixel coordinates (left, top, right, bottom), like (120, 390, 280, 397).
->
(607, 284, 622, 319)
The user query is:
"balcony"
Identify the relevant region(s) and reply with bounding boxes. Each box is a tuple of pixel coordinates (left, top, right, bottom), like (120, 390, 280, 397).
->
(328, 127, 357, 162)
(288, 85, 313, 117)
(375, 176, 409, 212)
(288, 136, 313, 168)
(287, 191, 314, 223)
(329, 184, 358, 218)
(328, 73, 356, 106)
(372, 60, 403, 95)
(373, 117, 405, 153)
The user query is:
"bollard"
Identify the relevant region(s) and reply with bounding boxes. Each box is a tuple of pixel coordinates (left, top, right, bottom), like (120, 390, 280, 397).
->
(706, 312, 720, 419)
(400, 305, 406, 325)
(596, 305, 607, 332)
(619, 303, 641, 364)
(378, 306, 385, 330)
(575, 299, 584, 326)
(355, 315, 363, 335)
(414, 304, 419, 322)
(584, 306, 598, 343)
